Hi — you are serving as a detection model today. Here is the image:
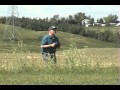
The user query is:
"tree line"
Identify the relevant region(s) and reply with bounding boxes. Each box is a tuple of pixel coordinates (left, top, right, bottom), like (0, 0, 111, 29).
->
(0, 12, 119, 43)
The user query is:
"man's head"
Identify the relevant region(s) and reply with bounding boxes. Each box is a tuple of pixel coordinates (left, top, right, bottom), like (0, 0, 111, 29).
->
(48, 26, 57, 36)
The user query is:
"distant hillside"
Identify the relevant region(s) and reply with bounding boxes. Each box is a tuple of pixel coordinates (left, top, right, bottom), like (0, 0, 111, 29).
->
(0, 23, 119, 53)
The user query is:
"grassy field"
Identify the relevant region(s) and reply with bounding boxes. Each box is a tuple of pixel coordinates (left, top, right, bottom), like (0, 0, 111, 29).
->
(0, 24, 119, 53)
(0, 69, 118, 85)
(0, 23, 119, 85)
(0, 48, 119, 85)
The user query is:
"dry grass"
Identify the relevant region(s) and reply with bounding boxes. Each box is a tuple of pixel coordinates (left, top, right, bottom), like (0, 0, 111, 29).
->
(0, 48, 119, 85)
(0, 48, 119, 71)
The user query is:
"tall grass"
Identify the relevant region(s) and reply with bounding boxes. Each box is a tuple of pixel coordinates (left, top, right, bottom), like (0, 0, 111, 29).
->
(62, 44, 118, 74)
(0, 44, 119, 84)
(0, 43, 118, 74)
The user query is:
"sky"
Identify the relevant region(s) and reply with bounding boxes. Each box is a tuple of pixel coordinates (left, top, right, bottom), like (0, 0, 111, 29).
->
(0, 5, 120, 21)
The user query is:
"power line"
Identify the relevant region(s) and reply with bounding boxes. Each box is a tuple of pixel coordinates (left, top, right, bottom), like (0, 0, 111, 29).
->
(3, 5, 22, 42)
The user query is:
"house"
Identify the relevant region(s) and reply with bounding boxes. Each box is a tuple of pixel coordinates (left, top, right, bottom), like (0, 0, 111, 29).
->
(82, 19, 92, 27)
(101, 24, 106, 26)
(93, 22, 101, 26)
(116, 23, 120, 26)
(109, 23, 116, 26)
(85, 24, 93, 27)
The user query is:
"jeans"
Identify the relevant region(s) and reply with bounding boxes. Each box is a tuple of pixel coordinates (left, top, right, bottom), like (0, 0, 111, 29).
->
(42, 52, 56, 63)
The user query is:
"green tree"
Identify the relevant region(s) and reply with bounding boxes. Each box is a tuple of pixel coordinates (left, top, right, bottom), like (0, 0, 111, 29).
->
(68, 15, 77, 24)
(74, 12, 86, 25)
(97, 18, 104, 23)
(89, 18, 94, 24)
(50, 15, 59, 25)
(103, 14, 118, 24)
(0, 16, 6, 24)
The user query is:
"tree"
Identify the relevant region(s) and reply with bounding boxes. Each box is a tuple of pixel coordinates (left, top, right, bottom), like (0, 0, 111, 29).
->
(99, 18, 104, 23)
(20, 17, 28, 28)
(60, 17, 67, 23)
(97, 19, 99, 23)
(74, 12, 87, 25)
(0, 16, 6, 24)
(98, 18, 104, 23)
(97, 18, 103, 23)
(68, 15, 73, 20)
(49, 15, 59, 25)
(103, 14, 118, 24)
(68, 15, 77, 24)
(89, 18, 94, 24)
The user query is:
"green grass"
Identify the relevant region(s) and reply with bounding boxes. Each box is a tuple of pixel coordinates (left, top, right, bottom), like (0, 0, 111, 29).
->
(0, 23, 119, 53)
(0, 68, 118, 85)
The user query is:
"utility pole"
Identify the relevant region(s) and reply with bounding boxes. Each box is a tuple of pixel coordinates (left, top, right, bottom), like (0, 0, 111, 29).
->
(3, 5, 21, 41)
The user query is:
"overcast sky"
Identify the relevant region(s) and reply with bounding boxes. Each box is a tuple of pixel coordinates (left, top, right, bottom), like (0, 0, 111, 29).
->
(0, 5, 120, 21)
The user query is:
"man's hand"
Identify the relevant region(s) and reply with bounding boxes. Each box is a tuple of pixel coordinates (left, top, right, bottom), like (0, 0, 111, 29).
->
(50, 43, 56, 47)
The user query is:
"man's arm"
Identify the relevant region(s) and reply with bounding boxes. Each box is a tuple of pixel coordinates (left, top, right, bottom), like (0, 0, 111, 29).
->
(41, 43, 56, 48)
(41, 35, 55, 48)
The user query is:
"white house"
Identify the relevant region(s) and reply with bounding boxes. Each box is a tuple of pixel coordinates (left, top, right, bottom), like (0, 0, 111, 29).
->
(109, 23, 116, 26)
(116, 23, 120, 26)
(93, 22, 101, 26)
(82, 19, 92, 27)
(101, 24, 106, 26)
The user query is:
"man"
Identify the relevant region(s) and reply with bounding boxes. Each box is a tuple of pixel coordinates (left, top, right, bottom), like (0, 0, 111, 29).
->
(40, 26, 60, 63)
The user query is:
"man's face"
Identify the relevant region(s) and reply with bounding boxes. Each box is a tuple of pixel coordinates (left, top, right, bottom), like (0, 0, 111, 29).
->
(49, 29, 56, 35)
